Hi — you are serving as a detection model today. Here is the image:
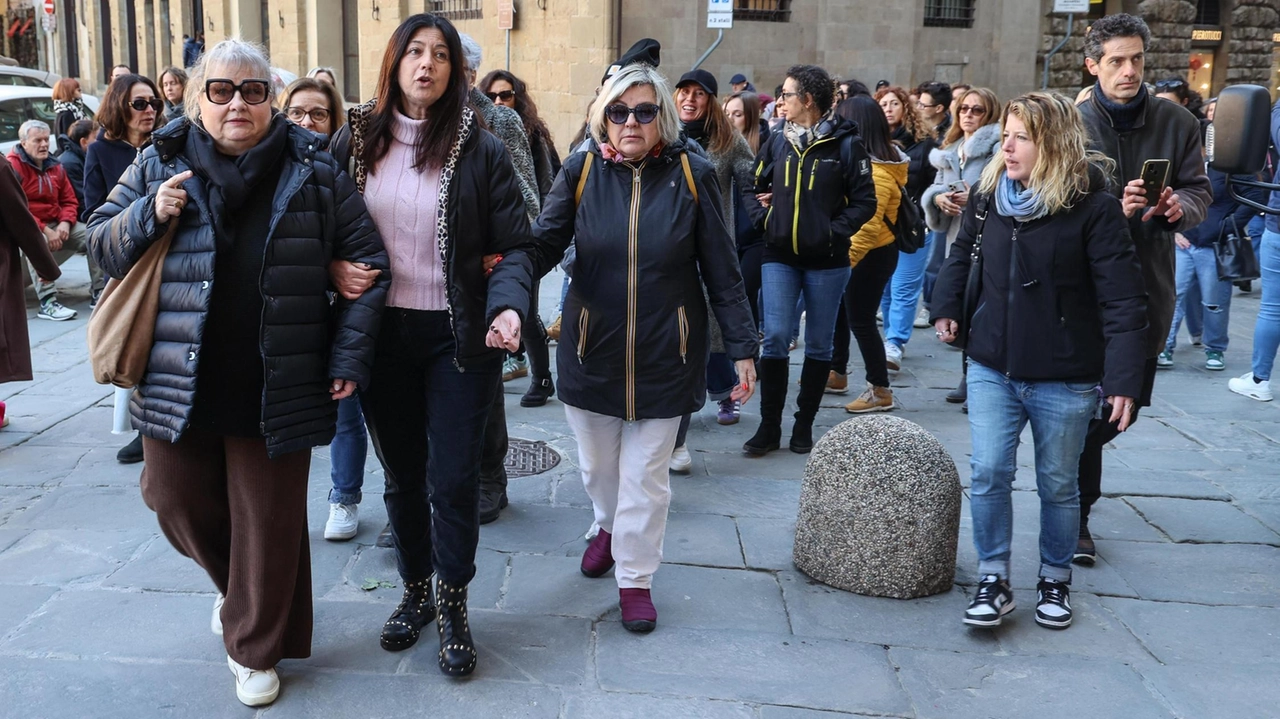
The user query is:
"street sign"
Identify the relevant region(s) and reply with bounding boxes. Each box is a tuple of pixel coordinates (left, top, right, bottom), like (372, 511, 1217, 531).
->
(42, 0, 54, 15)
(707, 0, 732, 29)
(497, 0, 514, 30)
(1053, 0, 1089, 12)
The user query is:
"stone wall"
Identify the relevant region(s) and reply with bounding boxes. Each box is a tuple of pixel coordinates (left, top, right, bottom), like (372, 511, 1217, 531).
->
(1138, 0, 1196, 83)
(1039, 13, 1087, 98)
(1226, 0, 1279, 86)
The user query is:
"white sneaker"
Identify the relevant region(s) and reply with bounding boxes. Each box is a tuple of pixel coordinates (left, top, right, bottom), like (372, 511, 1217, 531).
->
(324, 503, 359, 541)
(913, 305, 931, 329)
(1229, 373, 1273, 402)
(227, 655, 279, 707)
(37, 300, 77, 321)
(669, 445, 692, 473)
(211, 593, 224, 636)
(884, 341, 903, 371)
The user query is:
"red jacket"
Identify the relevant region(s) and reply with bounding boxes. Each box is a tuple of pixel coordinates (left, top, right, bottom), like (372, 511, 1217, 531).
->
(6, 146, 78, 227)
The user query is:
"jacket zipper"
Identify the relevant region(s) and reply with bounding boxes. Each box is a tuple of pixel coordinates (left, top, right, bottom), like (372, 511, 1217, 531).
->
(576, 307, 589, 362)
(790, 137, 839, 255)
(626, 163, 643, 420)
(1004, 221, 1020, 378)
(784, 156, 791, 188)
(677, 306, 689, 364)
(808, 162, 816, 191)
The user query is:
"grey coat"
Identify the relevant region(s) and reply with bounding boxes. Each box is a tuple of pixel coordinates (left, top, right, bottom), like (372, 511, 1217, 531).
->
(921, 122, 1001, 251)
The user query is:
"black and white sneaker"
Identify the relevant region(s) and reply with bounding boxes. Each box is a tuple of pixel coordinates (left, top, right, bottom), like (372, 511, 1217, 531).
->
(964, 574, 1015, 627)
(1035, 579, 1073, 629)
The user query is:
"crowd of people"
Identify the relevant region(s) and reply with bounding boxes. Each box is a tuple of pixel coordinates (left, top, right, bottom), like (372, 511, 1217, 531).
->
(0, 9, 1277, 709)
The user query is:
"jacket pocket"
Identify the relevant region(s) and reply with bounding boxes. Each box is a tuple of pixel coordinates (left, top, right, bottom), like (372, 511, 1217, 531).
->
(677, 306, 689, 365)
(576, 307, 590, 363)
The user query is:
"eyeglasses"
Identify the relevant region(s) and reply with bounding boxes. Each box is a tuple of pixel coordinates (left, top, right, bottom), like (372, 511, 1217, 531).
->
(284, 106, 332, 124)
(957, 104, 987, 116)
(129, 97, 164, 113)
(915, 101, 941, 109)
(485, 90, 515, 102)
(604, 102, 661, 125)
(1155, 79, 1186, 91)
(204, 79, 271, 106)
(779, 91, 800, 101)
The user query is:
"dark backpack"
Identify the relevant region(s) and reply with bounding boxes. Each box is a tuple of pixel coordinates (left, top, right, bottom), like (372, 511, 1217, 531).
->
(885, 185, 925, 254)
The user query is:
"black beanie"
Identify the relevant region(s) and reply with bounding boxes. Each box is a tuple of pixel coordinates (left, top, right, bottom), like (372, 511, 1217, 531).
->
(602, 38, 661, 86)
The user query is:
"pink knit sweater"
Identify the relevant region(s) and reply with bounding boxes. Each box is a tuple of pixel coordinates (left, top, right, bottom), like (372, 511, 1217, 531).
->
(364, 111, 447, 311)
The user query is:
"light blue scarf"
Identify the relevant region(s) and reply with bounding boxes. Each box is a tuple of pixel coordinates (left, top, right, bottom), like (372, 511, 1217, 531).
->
(994, 173, 1049, 222)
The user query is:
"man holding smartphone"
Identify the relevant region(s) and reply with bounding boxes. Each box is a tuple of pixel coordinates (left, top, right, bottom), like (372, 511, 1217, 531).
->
(1075, 14, 1213, 565)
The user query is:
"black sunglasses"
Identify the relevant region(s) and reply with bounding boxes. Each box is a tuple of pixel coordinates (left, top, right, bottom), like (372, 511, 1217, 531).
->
(605, 102, 661, 125)
(485, 90, 515, 102)
(204, 78, 271, 106)
(129, 97, 164, 112)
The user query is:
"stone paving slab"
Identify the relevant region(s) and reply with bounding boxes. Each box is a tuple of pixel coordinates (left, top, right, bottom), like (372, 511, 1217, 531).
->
(0, 657, 242, 719)
(0, 445, 92, 486)
(1123, 496, 1280, 545)
(663, 511, 746, 568)
(561, 693, 758, 719)
(100, 536, 216, 593)
(0, 529, 152, 586)
(1095, 539, 1280, 607)
(1101, 596, 1280, 665)
(3, 486, 156, 532)
(736, 516, 796, 571)
(1143, 664, 1280, 719)
(1095, 467, 1233, 500)
(667, 476, 801, 518)
(260, 672, 564, 719)
(399, 611, 592, 688)
(0, 584, 56, 638)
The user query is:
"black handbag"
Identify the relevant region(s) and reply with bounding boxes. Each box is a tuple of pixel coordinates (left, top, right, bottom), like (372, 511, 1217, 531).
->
(1215, 216, 1260, 282)
(954, 197, 991, 351)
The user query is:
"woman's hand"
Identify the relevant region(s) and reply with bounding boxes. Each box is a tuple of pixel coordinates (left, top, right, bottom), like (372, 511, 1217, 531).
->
(487, 309, 522, 351)
(483, 253, 502, 276)
(756, 192, 773, 208)
(952, 190, 969, 208)
(330, 379, 357, 400)
(1174, 232, 1191, 250)
(154, 170, 193, 224)
(1107, 395, 1137, 432)
(329, 260, 381, 301)
(935, 192, 962, 217)
(934, 317, 959, 344)
(1121, 179, 1148, 219)
(731, 358, 757, 404)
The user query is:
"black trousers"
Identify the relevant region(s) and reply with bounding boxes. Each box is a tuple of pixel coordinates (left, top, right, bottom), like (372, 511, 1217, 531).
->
(831, 244, 899, 387)
(1078, 357, 1159, 523)
(519, 279, 552, 381)
(362, 309, 500, 585)
(738, 244, 764, 329)
(479, 375, 508, 493)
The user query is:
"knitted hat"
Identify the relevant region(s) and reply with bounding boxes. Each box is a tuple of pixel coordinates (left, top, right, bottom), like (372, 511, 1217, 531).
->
(602, 39, 661, 86)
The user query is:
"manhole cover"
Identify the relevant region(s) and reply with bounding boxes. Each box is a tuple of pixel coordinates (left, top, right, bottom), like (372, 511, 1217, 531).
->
(505, 438, 561, 479)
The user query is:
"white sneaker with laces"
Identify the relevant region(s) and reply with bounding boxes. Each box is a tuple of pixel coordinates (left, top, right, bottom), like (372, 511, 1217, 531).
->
(211, 593, 225, 635)
(669, 445, 692, 473)
(913, 305, 931, 329)
(37, 300, 77, 321)
(884, 341, 903, 371)
(227, 655, 279, 706)
(324, 503, 359, 541)
(1229, 373, 1273, 402)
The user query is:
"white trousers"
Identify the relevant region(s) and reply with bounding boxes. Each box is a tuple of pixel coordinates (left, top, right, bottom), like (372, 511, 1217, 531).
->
(564, 405, 681, 589)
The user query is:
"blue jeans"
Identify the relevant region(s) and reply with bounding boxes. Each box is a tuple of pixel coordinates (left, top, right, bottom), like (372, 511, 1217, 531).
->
(1253, 229, 1280, 381)
(1167, 244, 1231, 353)
(879, 231, 934, 348)
(966, 360, 1098, 584)
(1247, 213, 1265, 259)
(761, 263, 851, 361)
(329, 395, 368, 505)
(922, 230, 946, 307)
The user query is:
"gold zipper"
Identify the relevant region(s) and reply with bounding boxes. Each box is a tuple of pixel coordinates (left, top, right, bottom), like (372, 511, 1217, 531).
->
(576, 307, 589, 362)
(626, 164, 642, 420)
(677, 306, 689, 364)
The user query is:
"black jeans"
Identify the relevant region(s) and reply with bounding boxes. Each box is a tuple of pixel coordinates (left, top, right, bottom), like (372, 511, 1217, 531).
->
(1078, 358, 1158, 523)
(362, 309, 501, 585)
(521, 279, 552, 381)
(831, 244, 899, 387)
(738, 244, 764, 330)
(479, 375, 508, 493)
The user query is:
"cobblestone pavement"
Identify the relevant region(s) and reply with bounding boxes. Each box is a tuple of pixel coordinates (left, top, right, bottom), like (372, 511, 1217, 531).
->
(1, 264, 1278, 718)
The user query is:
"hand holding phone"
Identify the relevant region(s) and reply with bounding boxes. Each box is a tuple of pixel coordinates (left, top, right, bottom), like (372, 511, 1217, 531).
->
(1139, 159, 1171, 200)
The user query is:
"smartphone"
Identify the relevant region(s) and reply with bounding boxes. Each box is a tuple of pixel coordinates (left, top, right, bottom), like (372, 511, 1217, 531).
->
(1140, 159, 1171, 199)
(948, 180, 969, 194)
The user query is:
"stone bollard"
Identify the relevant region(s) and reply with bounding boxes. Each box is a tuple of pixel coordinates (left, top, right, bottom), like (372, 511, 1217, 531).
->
(792, 415, 961, 599)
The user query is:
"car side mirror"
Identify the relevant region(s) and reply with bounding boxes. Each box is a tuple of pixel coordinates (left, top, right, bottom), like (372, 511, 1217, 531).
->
(1208, 84, 1272, 175)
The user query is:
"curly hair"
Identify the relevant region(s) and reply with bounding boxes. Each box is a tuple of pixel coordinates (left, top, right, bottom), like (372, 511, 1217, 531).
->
(786, 64, 836, 116)
(1084, 13, 1150, 62)
(98, 74, 162, 141)
(479, 69, 554, 152)
(874, 86, 924, 142)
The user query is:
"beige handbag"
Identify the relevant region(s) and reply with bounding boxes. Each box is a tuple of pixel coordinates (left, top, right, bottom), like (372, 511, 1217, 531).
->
(87, 222, 177, 388)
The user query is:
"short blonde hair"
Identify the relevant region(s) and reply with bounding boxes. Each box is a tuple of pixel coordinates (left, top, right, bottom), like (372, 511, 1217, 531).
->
(588, 63, 681, 149)
(184, 38, 273, 123)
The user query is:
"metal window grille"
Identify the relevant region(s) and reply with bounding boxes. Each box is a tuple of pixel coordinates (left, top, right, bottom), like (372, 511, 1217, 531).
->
(734, 0, 791, 23)
(923, 0, 976, 29)
(428, 0, 482, 21)
(1194, 0, 1220, 26)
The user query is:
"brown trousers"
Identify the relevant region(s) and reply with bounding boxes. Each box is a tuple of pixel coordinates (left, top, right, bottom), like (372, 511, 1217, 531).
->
(140, 426, 313, 669)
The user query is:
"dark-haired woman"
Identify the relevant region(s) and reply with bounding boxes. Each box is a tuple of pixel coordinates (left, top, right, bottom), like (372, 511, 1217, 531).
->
(330, 13, 533, 677)
(158, 66, 189, 124)
(743, 64, 877, 455)
(828, 95, 907, 413)
(724, 90, 768, 327)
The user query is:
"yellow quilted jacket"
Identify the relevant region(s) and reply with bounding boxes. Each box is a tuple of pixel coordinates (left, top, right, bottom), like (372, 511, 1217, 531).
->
(848, 149, 910, 266)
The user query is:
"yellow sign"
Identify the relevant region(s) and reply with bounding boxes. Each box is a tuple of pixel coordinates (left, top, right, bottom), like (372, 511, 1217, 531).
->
(1192, 29, 1222, 41)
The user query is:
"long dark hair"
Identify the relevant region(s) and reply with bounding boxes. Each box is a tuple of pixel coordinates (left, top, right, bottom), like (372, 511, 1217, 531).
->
(479, 69, 554, 151)
(97, 74, 162, 142)
(362, 14, 469, 171)
(835, 95, 896, 162)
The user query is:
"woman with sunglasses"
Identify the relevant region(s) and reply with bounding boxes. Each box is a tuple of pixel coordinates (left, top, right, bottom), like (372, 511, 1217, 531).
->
(921, 86, 1002, 407)
(159, 66, 189, 124)
(87, 40, 389, 706)
(328, 14, 533, 676)
(491, 62, 757, 632)
(743, 64, 878, 456)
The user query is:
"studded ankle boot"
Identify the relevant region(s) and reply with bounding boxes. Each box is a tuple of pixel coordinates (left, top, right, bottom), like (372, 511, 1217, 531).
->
(380, 577, 435, 651)
(435, 577, 477, 677)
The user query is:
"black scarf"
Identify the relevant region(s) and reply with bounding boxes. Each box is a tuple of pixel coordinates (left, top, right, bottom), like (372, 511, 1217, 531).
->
(682, 116, 709, 146)
(1093, 81, 1148, 132)
(185, 114, 290, 247)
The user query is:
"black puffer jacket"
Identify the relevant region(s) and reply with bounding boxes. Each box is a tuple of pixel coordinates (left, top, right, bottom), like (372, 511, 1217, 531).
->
(87, 119, 390, 458)
(931, 180, 1149, 399)
(893, 125, 936, 207)
(331, 102, 534, 369)
(489, 139, 758, 421)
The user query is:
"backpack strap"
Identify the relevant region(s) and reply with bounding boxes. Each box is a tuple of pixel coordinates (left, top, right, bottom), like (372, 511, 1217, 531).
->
(574, 153, 594, 207)
(680, 152, 699, 205)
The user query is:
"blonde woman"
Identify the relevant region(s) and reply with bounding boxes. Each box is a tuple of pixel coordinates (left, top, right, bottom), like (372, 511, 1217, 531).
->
(931, 92, 1147, 631)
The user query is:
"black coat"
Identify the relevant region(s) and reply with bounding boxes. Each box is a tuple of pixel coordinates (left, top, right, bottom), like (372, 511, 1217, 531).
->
(53, 137, 86, 216)
(87, 120, 390, 458)
(893, 125, 936, 206)
(83, 131, 143, 221)
(932, 187, 1149, 399)
(490, 139, 758, 421)
(330, 103, 535, 369)
(746, 115, 878, 269)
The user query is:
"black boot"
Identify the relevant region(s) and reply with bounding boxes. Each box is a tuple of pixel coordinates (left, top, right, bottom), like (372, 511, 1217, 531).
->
(478, 485, 508, 525)
(380, 577, 435, 651)
(520, 376, 555, 407)
(744, 358, 788, 456)
(790, 357, 831, 454)
(116, 433, 143, 464)
(436, 577, 477, 677)
(947, 355, 968, 404)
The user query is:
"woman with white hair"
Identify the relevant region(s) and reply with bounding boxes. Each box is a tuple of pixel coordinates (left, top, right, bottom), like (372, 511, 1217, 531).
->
(490, 62, 759, 632)
(87, 38, 390, 705)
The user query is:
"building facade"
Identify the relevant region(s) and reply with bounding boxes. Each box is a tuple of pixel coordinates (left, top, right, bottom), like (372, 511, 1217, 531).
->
(8, 0, 1278, 155)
